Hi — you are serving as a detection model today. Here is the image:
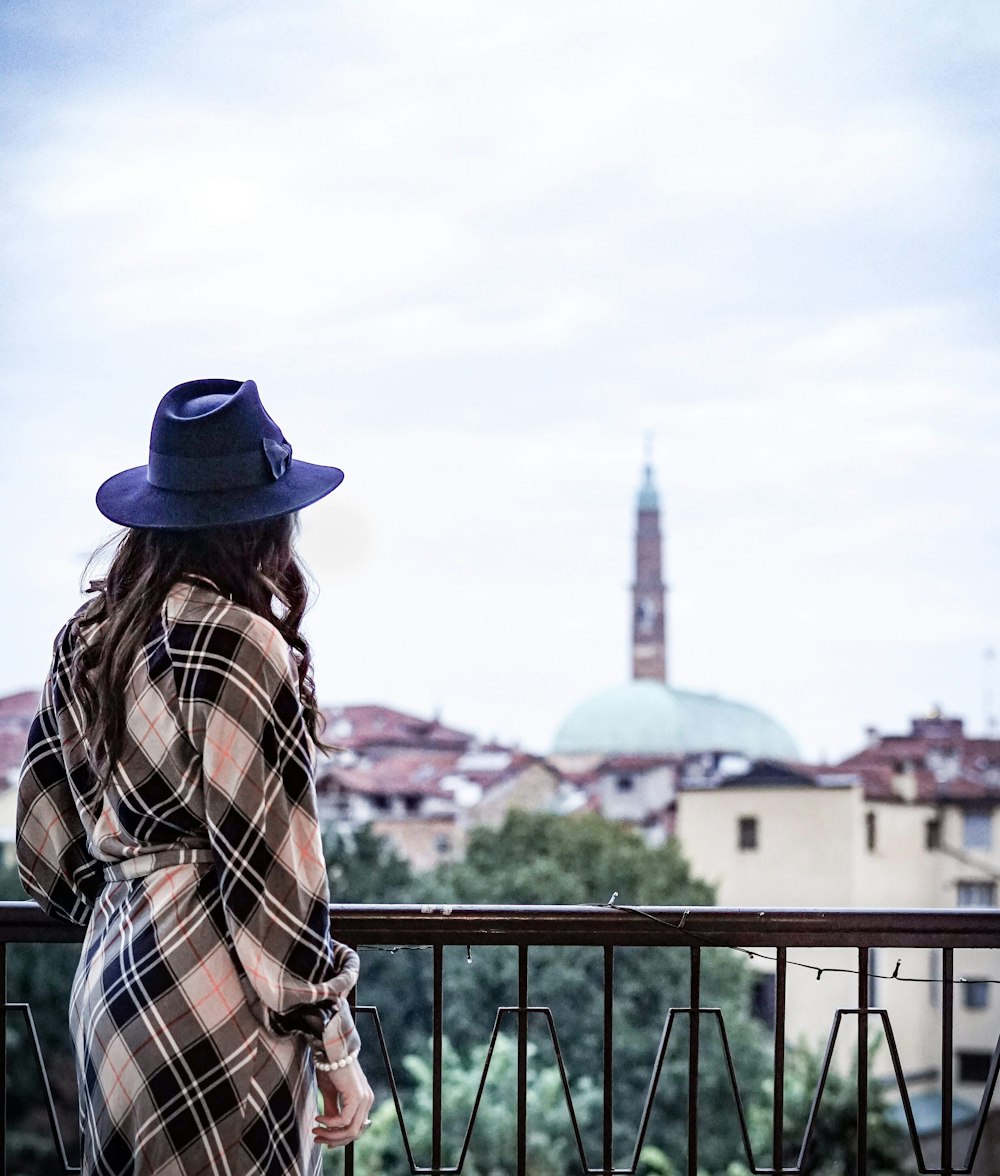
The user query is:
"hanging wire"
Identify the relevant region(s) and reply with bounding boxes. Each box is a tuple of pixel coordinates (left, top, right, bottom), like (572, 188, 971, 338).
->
(353, 895, 995, 985)
(600, 895, 994, 986)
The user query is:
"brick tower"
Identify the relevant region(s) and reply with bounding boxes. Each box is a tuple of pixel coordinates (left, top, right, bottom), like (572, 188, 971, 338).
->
(631, 462, 668, 682)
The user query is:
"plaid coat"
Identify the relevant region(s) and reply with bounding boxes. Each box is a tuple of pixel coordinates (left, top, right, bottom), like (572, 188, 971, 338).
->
(17, 577, 361, 1176)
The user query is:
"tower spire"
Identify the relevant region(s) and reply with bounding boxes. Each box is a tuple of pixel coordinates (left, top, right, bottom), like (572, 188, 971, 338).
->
(631, 447, 668, 683)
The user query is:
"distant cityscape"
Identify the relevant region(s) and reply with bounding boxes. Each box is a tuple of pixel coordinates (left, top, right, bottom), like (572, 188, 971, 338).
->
(2, 462, 999, 1154)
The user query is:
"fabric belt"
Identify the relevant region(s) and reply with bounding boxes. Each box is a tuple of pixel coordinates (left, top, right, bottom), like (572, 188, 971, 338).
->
(103, 848, 215, 882)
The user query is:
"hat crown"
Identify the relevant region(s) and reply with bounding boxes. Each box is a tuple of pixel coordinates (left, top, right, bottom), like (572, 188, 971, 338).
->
(179, 391, 231, 418)
(151, 379, 283, 459)
(96, 376, 344, 530)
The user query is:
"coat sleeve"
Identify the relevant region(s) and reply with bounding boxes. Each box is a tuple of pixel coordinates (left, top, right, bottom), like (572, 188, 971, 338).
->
(170, 604, 361, 1062)
(16, 629, 103, 925)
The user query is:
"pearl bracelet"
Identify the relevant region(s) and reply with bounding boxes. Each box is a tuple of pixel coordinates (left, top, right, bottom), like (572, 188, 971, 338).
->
(314, 1048, 359, 1073)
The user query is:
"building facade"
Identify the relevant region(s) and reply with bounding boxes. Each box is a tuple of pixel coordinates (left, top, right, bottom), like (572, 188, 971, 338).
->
(677, 713, 1000, 1141)
(315, 704, 574, 869)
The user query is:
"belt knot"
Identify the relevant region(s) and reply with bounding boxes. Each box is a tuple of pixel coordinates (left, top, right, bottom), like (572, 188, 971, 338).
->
(103, 847, 214, 882)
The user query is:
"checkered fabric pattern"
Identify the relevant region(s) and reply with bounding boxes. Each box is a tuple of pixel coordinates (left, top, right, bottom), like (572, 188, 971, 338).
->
(17, 578, 361, 1176)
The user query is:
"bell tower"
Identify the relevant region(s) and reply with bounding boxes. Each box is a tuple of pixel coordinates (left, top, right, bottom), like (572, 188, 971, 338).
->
(631, 455, 668, 683)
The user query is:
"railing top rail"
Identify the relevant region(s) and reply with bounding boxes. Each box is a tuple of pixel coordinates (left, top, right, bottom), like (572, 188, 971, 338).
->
(3, 900, 1000, 948)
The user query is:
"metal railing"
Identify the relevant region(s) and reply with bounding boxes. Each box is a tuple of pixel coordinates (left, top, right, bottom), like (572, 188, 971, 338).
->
(2, 902, 1000, 1175)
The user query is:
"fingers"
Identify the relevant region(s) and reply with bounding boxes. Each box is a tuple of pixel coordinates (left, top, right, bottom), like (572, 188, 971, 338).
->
(313, 1064, 375, 1149)
(313, 1104, 371, 1146)
(314, 1088, 363, 1144)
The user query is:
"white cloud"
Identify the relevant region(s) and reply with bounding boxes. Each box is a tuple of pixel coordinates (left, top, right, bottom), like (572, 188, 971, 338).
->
(2, 1, 999, 760)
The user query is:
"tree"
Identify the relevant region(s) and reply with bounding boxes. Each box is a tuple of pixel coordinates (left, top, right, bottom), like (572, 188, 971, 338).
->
(433, 810, 715, 907)
(349, 812, 772, 1174)
(324, 824, 415, 904)
(731, 1038, 908, 1176)
(324, 1034, 603, 1176)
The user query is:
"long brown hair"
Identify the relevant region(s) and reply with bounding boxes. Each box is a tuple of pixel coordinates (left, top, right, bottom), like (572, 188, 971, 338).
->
(71, 514, 327, 779)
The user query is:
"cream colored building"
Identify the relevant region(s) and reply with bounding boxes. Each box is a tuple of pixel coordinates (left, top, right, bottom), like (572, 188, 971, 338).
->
(677, 715, 1000, 1143)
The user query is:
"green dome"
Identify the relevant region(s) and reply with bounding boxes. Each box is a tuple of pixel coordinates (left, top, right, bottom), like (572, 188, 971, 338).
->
(553, 679, 799, 760)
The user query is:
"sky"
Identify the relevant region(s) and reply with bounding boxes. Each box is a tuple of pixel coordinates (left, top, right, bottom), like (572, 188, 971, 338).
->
(2, 0, 999, 762)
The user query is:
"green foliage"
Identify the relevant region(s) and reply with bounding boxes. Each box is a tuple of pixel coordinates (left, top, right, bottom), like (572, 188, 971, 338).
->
(324, 1034, 603, 1176)
(0, 859, 82, 1172)
(324, 825, 415, 904)
(430, 811, 715, 907)
(344, 813, 770, 1173)
(0, 860, 28, 901)
(730, 1038, 908, 1176)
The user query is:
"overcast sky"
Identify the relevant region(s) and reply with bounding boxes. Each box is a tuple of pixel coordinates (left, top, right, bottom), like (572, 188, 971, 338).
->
(2, 1, 999, 762)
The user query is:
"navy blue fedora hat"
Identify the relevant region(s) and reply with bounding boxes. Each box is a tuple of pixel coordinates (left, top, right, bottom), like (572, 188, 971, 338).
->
(96, 379, 344, 530)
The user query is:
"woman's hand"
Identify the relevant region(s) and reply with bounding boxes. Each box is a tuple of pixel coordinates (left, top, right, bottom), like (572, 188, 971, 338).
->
(314, 1060, 375, 1149)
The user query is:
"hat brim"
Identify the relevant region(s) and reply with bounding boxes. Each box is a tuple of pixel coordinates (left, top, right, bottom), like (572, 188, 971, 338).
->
(96, 459, 345, 530)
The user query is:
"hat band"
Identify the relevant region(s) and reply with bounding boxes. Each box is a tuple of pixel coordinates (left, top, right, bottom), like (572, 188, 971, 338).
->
(147, 440, 290, 493)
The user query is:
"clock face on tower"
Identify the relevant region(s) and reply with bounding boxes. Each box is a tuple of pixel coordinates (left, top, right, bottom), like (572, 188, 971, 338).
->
(636, 595, 657, 633)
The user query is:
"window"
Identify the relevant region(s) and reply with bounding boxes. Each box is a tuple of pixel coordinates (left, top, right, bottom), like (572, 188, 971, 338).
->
(963, 809, 993, 852)
(958, 1051, 993, 1084)
(957, 881, 997, 908)
(964, 980, 990, 1010)
(926, 818, 941, 851)
(738, 816, 758, 851)
(750, 974, 776, 1028)
(865, 812, 877, 852)
(616, 775, 635, 793)
(434, 834, 452, 855)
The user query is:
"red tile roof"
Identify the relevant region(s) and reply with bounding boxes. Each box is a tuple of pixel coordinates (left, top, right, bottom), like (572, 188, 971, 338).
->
(321, 704, 474, 753)
(0, 691, 38, 781)
(547, 761, 605, 787)
(319, 750, 463, 798)
(547, 753, 678, 788)
(598, 754, 679, 773)
(457, 751, 540, 789)
(0, 691, 40, 719)
(837, 720, 1000, 804)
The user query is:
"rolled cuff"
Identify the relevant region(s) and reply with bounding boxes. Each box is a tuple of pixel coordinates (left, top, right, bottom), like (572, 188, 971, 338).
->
(322, 998, 361, 1063)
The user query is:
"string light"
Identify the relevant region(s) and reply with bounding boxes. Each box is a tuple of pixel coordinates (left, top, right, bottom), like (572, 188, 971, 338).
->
(601, 895, 994, 986)
(352, 900, 993, 988)
(362, 944, 433, 954)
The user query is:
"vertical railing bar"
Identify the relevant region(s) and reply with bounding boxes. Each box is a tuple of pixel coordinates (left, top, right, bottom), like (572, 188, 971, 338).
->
(603, 945, 614, 1176)
(773, 947, 786, 1176)
(517, 946, 529, 1176)
(432, 944, 443, 1175)
(1, 941, 6, 1176)
(942, 948, 954, 1176)
(857, 947, 869, 1176)
(345, 967, 356, 1176)
(960, 1019, 1000, 1172)
(687, 947, 700, 1176)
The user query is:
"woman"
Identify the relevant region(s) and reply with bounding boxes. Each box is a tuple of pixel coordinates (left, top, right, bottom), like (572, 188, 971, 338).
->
(16, 378, 374, 1175)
